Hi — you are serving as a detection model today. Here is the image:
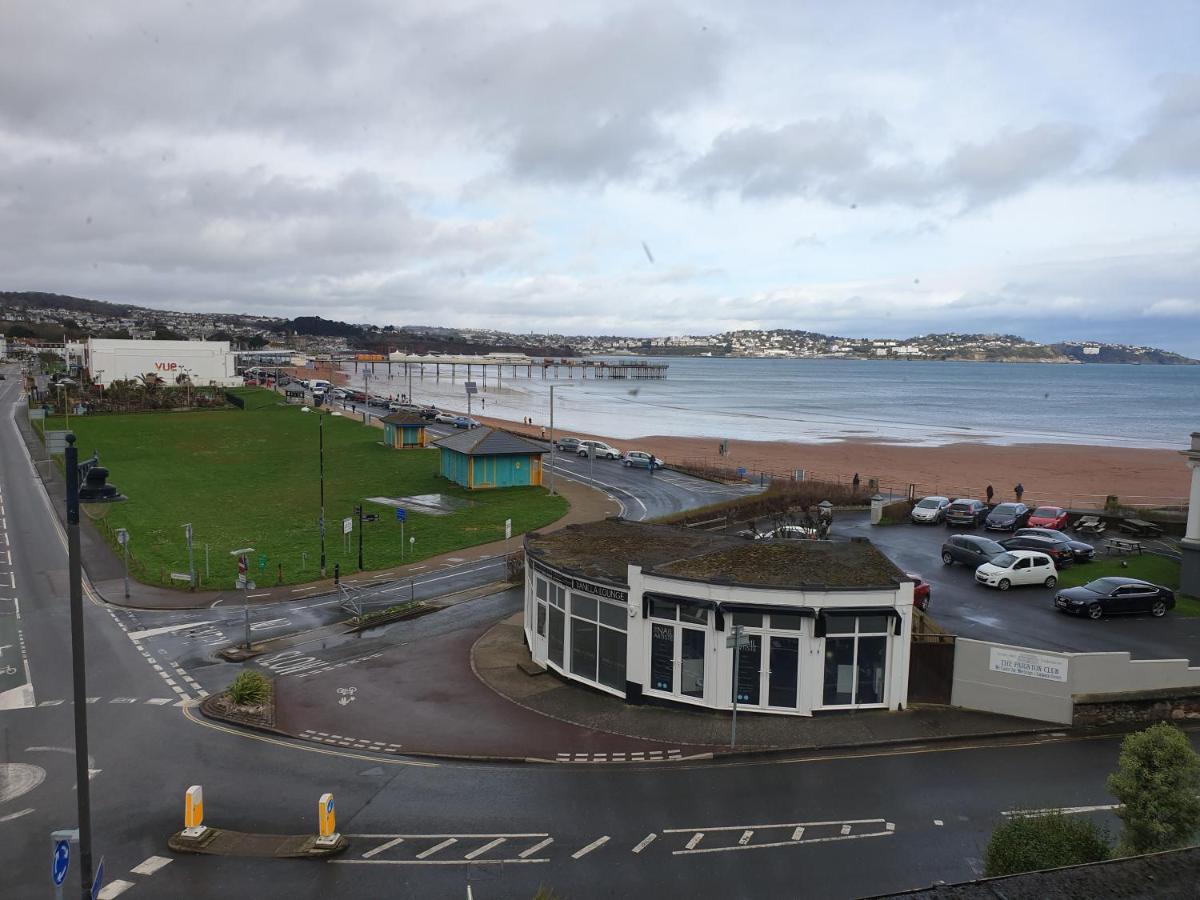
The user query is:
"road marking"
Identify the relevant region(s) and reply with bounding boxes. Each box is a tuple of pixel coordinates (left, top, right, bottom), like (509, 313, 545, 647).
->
(0, 807, 34, 822)
(464, 838, 506, 860)
(791, 826, 805, 840)
(572, 836, 609, 859)
(738, 830, 754, 845)
(1001, 803, 1121, 817)
(125, 621, 216, 640)
(676, 826, 896, 856)
(631, 833, 657, 854)
(685, 833, 704, 850)
(520, 838, 553, 859)
(130, 855, 173, 875)
(416, 838, 457, 859)
(97, 880, 135, 899)
(933, 819, 943, 826)
(362, 837, 405, 859)
(840, 824, 851, 835)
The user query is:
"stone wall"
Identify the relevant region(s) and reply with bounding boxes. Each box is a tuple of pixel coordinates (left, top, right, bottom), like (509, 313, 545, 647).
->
(1072, 686, 1200, 727)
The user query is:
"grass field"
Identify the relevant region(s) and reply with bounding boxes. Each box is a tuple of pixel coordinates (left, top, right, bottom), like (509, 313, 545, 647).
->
(1056, 553, 1199, 617)
(47, 388, 567, 588)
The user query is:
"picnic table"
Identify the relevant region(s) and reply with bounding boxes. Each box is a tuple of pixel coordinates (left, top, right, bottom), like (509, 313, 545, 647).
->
(1074, 515, 1106, 534)
(1118, 518, 1163, 538)
(1105, 537, 1143, 555)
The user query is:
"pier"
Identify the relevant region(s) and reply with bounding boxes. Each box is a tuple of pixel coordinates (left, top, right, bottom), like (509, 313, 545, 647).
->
(344, 354, 668, 389)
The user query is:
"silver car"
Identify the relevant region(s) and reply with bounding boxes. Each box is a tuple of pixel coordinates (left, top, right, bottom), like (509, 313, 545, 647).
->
(911, 496, 950, 524)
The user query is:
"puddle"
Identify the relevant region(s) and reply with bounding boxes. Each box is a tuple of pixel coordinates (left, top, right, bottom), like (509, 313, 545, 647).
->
(365, 494, 472, 516)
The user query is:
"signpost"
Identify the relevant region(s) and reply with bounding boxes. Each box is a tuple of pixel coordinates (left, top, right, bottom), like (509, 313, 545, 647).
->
(183, 523, 195, 588)
(505, 518, 512, 541)
(115, 528, 130, 600)
(90, 856, 105, 900)
(317, 792, 339, 846)
(465, 380, 477, 418)
(396, 507, 406, 556)
(231, 548, 255, 649)
(52, 838, 70, 888)
(726, 625, 752, 747)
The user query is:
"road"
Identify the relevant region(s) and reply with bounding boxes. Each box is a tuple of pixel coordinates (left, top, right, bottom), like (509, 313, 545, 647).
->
(2, 363, 1195, 900)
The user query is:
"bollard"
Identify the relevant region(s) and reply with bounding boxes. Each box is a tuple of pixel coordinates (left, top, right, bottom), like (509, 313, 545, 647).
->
(182, 785, 208, 839)
(334, 563, 340, 586)
(316, 792, 340, 847)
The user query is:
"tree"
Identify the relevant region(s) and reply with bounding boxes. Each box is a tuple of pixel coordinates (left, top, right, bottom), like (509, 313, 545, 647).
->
(153, 326, 185, 341)
(246, 334, 268, 349)
(984, 811, 1109, 876)
(1107, 722, 1200, 855)
(5, 323, 36, 339)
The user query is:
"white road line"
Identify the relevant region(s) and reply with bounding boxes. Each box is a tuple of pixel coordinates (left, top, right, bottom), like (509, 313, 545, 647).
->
(416, 838, 458, 859)
(840, 824, 851, 835)
(130, 855, 173, 876)
(519, 838, 553, 859)
(664, 818, 885, 833)
(791, 826, 805, 841)
(571, 836, 609, 859)
(685, 833, 704, 850)
(0, 808, 34, 823)
(1001, 803, 1121, 817)
(676, 828, 896, 856)
(361, 837, 405, 859)
(738, 830, 754, 845)
(97, 880, 135, 899)
(933, 819, 943, 827)
(464, 838, 506, 860)
(631, 833, 657, 854)
(125, 621, 215, 641)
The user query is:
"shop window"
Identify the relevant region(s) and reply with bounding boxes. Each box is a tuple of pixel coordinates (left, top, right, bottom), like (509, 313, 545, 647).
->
(598, 601, 627, 631)
(548, 607, 565, 668)
(566, 591, 628, 691)
(572, 594, 597, 621)
(650, 598, 677, 620)
(536, 578, 548, 602)
(571, 617, 598, 680)
(679, 605, 708, 625)
(769, 612, 806, 631)
(732, 611, 762, 628)
(598, 628, 626, 691)
(821, 615, 890, 707)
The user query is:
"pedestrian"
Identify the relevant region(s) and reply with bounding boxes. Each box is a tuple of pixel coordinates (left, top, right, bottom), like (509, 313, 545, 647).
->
(986, 484, 994, 505)
(540, 426, 546, 439)
(852, 472, 860, 492)
(649, 454, 656, 476)
(1014, 482, 1024, 502)
(481, 398, 485, 411)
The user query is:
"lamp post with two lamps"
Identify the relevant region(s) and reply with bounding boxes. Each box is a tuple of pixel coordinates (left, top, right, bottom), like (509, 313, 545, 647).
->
(65, 434, 125, 900)
(547, 383, 574, 497)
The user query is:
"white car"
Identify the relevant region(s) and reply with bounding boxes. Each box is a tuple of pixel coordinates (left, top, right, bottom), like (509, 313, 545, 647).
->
(975, 550, 1058, 591)
(578, 440, 621, 460)
(434, 412, 457, 424)
(911, 496, 951, 524)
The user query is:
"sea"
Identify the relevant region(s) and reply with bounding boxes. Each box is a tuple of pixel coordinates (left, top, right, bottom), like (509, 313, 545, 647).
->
(345, 357, 1200, 451)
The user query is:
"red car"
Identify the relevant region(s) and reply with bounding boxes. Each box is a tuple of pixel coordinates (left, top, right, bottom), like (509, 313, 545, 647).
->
(906, 574, 931, 611)
(1027, 506, 1069, 530)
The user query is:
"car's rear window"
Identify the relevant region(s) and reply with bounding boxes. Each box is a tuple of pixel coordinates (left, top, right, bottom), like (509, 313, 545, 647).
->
(993, 504, 1019, 514)
(1034, 507, 1059, 516)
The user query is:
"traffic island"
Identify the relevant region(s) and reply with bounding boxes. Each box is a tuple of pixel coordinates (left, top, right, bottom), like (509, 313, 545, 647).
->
(201, 674, 276, 731)
(168, 829, 347, 858)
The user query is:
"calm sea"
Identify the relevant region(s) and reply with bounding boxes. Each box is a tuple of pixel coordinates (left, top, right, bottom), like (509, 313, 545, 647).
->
(364, 357, 1200, 450)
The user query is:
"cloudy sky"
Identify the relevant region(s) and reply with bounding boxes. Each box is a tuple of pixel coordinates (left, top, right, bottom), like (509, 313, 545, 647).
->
(3, 1, 1199, 352)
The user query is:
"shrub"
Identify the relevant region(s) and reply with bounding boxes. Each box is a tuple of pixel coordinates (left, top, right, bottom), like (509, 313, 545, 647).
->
(1107, 722, 1200, 855)
(227, 670, 270, 706)
(506, 550, 526, 583)
(879, 499, 912, 524)
(984, 811, 1109, 877)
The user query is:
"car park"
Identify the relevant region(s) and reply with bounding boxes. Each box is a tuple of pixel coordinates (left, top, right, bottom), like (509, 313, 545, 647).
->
(906, 573, 931, 611)
(975, 550, 1057, 590)
(555, 437, 582, 453)
(1028, 506, 1069, 529)
(623, 450, 661, 469)
(944, 498, 988, 528)
(1000, 533, 1076, 568)
(1054, 577, 1174, 619)
(451, 416, 480, 429)
(910, 496, 951, 524)
(984, 502, 1030, 532)
(578, 440, 621, 460)
(1014, 528, 1095, 562)
(941, 534, 1007, 567)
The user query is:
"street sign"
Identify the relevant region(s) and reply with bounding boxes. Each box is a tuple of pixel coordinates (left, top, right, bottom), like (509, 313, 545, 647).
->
(726, 633, 753, 650)
(464, 381, 478, 395)
(395, 508, 406, 522)
(91, 856, 105, 900)
(343, 517, 353, 535)
(319, 792, 336, 837)
(257, 554, 267, 572)
(52, 839, 70, 886)
(505, 518, 512, 541)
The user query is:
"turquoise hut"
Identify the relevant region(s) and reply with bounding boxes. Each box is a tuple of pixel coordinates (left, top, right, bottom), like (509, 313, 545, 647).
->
(381, 412, 428, 449)
(435, 427, 546, 489)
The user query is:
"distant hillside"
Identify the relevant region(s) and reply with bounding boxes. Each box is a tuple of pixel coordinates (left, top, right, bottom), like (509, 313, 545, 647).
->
(0, 291, 139, 317)
(1051, 343, 1199, 365)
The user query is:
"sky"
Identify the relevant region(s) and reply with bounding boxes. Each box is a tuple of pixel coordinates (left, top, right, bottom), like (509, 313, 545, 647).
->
(2, 1, 1199, 354)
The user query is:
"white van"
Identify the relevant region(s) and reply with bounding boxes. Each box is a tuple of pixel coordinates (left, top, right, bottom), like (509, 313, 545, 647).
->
(309, 379, 330, 395)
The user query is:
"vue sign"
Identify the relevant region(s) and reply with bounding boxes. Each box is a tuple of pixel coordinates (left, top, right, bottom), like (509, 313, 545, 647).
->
(154, 362, 179, 371)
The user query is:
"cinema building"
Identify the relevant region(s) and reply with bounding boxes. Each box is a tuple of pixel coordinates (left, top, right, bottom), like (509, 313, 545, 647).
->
(84, 338, 240, 388)
(523, 520, 914, 716)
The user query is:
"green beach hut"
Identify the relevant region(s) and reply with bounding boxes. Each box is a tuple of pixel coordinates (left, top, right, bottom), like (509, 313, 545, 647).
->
(434, 426, 546, 489)
(381, 412, 428, 449)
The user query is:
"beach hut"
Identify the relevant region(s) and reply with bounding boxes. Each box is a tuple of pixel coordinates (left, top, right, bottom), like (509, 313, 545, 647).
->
(434, 427, 546, 489)
(381, 412, 428, 449)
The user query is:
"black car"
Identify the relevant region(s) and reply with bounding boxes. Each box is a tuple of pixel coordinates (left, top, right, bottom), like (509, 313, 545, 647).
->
(1055, 577, 1174, 620)
(985, 502, 1030, 532)
(367, 396, 391, 408)
(1015, 527, 1095, 562)
(944, 499, 988, 528)
(418, 406, 440, 420)
(941, 534, 1007, 567)
(1000, 534, 1075, 567)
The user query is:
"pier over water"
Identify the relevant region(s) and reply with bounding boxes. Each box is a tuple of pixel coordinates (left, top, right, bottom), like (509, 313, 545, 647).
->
(347, 354, 668, 388)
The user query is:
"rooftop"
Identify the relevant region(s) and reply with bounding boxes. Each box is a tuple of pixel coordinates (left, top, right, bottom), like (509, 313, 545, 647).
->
(434, 426, 548, 457)
(525, 519, 904, 590)
(380, 412, 428, 427)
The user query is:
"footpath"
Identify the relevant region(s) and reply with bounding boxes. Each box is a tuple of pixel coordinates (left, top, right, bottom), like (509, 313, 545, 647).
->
(13, 403, 618, 610)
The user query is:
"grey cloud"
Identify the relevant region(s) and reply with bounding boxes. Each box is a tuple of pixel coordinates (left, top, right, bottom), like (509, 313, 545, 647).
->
(1112, 75, 1200, 177)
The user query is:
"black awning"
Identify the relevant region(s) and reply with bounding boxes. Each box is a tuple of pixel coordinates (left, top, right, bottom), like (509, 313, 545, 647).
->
(816, 607, 903, 637)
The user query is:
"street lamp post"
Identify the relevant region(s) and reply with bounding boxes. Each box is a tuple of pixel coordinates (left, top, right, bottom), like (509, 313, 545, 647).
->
(356, 504, 364, 570)
(547, 383, 574, 497)
(65, 435, 125, 900)
(231, 547, 256, 649)
(319, 412, 326, 577)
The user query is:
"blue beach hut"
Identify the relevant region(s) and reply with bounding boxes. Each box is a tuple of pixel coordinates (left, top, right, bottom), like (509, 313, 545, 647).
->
(434, 427, 546, 489)
(381, 412, 428, 449)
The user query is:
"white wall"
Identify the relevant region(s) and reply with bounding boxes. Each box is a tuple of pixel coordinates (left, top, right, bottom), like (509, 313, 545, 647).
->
(86, 338, 239, 387)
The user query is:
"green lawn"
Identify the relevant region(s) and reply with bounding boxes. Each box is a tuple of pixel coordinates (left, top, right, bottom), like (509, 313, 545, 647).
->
(48, 389, 567, 588)
(1056, 554, 1200, 617)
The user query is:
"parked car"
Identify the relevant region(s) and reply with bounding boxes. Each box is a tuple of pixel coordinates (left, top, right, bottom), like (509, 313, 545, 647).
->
(944, 498, 988, 528)
(368, 396, 391, 409)
(1015, 528, 1095, 562)
(434, 412, 457, 424)
(387, 401, 422, 412)
(451, 416, 480, 429)
(910, 496, 951, 524)
(555, 436, 582, 453)
(975, 550, 1058, 590)
(1000, 534, 1076, 568)
(1027, 506, 1069, 530)
(907, 573, 931, 611)
(623, 450, 661, 469)
(348, 390, 368, 403)
(418, 406, 440, 420)
(578, 440, 621, 460)
(761, 525, 818, 540)
(1054, 577, 1174, 620)
(941, 534, 1007, 567)
(984, 502, 1031, 532)
(330, 388, 348, 399)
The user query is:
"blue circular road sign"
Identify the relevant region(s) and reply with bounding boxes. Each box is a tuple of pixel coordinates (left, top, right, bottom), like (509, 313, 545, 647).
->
(52, 839, 70, 885)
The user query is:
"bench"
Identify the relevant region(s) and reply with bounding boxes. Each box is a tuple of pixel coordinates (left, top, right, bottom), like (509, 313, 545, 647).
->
(1105, 538, 1143, 555)
(1119, 518, 1163, 538)
(1074, 515, 1106, 534)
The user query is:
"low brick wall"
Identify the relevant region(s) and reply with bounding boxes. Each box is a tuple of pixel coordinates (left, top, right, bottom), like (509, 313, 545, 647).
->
(1072, 685, 1200, 727)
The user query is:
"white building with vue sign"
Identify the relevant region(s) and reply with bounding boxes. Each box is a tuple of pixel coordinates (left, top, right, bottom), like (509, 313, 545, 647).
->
(85, 338, 240, 388)
(523, 520, 914, 716)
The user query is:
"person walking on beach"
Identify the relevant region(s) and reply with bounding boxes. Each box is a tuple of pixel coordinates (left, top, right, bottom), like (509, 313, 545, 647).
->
(986, 484, 994, 505)
(1014, 482, 1024, 502)
(540, 426, 546, 440)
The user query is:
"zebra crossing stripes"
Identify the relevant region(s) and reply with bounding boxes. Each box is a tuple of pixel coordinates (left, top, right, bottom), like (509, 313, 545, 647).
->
(300, 730, 405, 753)
(553, 749, 685, 763)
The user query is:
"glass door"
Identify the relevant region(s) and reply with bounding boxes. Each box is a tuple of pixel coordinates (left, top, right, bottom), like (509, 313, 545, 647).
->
(680, 628, 706, 699)
(732, 633, 762, 705)
(767, 636, 799, 708)
(650, 621, 675, 693)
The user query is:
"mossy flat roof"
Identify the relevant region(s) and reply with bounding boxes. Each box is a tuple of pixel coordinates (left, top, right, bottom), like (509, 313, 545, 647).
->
(525, 519, 904, 590)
